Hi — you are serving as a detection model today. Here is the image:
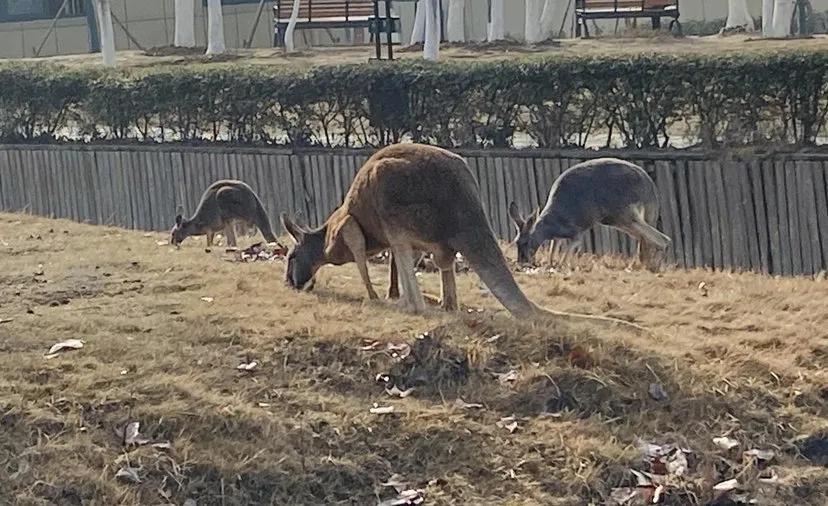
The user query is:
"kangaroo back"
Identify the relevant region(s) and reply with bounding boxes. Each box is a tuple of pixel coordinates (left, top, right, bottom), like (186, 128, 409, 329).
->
(546, 158, 658, 226)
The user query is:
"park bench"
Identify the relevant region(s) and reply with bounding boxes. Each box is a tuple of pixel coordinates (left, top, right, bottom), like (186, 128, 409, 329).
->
(273, 0, 400, 55)
(575, 0, 681, 38)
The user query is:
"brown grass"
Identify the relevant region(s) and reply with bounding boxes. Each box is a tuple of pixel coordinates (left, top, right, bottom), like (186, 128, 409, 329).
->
(0, 212, 826, 505)
(14, 34, 828, 70)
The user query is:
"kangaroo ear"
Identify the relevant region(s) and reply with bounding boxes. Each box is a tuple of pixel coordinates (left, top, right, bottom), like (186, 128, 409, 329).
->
(280, 212, 305, 243)
(508, 201, 524, 229)
(526, 208, 540, 228)
(174, 214, 183, 226)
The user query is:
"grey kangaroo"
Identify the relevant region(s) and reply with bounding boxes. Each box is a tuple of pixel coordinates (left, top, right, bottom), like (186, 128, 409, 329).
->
(510, 158, 671, 271)
(280, 143, 554, 317)
(170, 180, 282, 249)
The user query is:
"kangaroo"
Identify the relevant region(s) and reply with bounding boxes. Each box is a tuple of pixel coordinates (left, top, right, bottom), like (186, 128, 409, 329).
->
(280, 143, 550, 317)
(509, 158, 671, 271)
(170, 180, 283, 249)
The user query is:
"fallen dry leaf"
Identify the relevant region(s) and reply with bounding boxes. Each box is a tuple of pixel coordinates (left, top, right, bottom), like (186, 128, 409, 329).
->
(566, 346, 594, 369)
(713, 478, 739, 492)
(744, 448, 775, 461)
(385, 385, 415, 398)
(45, 338, 85, 357)
(494, 370, 519, 384)
(485, 334, 502, 343)
(713, 436, 739, 451)
(666, 450, 688, 477)
(151, 441, 172, 451)
(381, 473, 408, 493)
(497, 416, 519, 433)
(200, 297, 214, 303)
(758, 468, 779, 484)
(378, 488, 425, 506)
(0, 318, 12, 324)
(648, 383, 668, 401)
(115, 466, 141, 483)
(370, 404, 395, 415)
(236, 361, 259, 371)
(386, 343, 411, 360)
(630, 469, 665, 487)
(359, 340, 381, 351)
(156, 240, 167, 246)
(123, 421, 150, 446)
(607, 486, 656, 505)
(453, 398, 484, 409)
(698, 281, 709, 296)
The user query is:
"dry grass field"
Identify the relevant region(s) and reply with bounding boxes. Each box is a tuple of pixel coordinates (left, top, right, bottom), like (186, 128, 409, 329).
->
(16, 34, 828, 70)
(0, 212, 826, 505)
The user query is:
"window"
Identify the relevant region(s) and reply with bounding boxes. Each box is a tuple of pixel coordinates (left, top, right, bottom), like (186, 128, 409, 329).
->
(0, 0, 86, 23)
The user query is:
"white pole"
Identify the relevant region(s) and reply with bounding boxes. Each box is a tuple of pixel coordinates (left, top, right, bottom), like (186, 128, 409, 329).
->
(97, 0, 116, 66)
(762, 0, 774, 35)
(525, 0, 545, 44)
(423, 0, 440, 60)
(446, 0, 465, 42)
(410, 1, 426, 44)
(488, 0, 505, 41)
(174, 0, 196, 47)
(770, 0, 796, 37)
(206, 0, 226, 55)
(284, 0, 301, 52)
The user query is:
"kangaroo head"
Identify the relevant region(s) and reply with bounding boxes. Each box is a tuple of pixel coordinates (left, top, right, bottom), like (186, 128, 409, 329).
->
(281, 213, 325, 291)
(508, 201, 541, 265)
(170, 214, 192, 246)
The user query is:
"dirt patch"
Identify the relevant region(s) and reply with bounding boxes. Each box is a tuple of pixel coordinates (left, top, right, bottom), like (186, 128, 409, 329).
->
(386, 332, 471, 396)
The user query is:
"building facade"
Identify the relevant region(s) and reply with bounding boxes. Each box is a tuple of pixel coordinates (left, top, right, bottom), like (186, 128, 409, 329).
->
(0, 0, 821, 59)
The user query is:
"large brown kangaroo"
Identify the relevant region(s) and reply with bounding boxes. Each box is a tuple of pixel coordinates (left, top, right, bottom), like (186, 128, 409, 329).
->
(170, 180, 282, 249)
(510, 158, 671, 271)
(280, 143, 548, 316)
(280, 143, 651, 335)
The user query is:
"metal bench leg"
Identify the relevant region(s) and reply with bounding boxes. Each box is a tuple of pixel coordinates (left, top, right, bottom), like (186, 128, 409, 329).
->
(274, 24, 286, 47)
(669, 18, 682, 36)
(582, 18, 590, 38)
(651, 16, 661, 30)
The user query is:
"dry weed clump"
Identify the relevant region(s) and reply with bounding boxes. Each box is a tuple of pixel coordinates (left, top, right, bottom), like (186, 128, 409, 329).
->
(0, 212, 825, 505)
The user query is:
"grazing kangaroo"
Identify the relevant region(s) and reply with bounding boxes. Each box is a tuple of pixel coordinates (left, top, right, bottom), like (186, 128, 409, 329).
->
(280, 143, 552, 316)
(510, 158, 671, 271)
(170, 180, 282, 249)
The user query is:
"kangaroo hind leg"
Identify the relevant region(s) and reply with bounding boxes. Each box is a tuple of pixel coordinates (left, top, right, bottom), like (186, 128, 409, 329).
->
(622, 205, 671, 271)
(433, 248, 458, 311)
(388, 238, 426, 314)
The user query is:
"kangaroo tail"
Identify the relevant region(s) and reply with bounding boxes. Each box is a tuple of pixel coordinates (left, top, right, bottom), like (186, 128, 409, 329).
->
(250, 193, 280, 245)
(457, 232, 537, 318)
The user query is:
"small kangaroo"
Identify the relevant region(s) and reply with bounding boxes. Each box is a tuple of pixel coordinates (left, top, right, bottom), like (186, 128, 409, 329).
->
(510, 158, 671, 271)
(280, 143, 546, 317)
(170, 180, 282, 249)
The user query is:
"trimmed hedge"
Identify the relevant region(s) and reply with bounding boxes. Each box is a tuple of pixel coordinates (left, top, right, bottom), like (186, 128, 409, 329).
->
(1, 52, 828, 148)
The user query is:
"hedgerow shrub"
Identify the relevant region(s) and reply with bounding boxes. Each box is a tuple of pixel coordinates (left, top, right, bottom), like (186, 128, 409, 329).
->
(2, 51, 828, 148)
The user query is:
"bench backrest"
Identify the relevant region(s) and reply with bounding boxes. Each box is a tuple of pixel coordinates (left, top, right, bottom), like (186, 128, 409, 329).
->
(578, 0, 677, 10)
(274, 0, 376, 22)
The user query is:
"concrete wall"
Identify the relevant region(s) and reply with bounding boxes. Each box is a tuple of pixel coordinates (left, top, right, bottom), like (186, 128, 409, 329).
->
(1, 0, 827, 59)
(0, 0, 276, 58)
